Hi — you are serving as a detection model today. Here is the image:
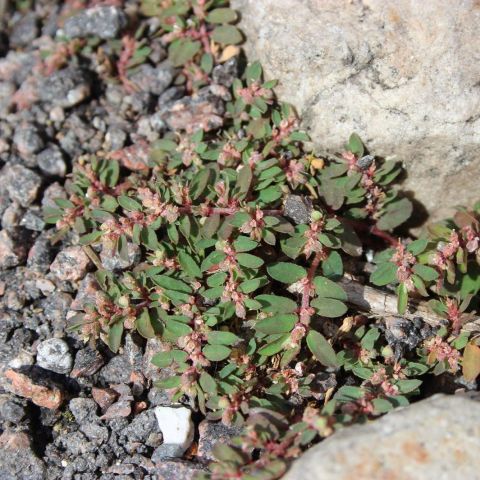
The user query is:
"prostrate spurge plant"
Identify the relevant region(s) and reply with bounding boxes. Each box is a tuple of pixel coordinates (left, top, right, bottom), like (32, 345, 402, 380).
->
(44, 1, 480, 478)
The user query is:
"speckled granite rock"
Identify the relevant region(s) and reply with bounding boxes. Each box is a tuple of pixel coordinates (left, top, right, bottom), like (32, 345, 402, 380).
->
(232, 0, 480, 221)
(284, 394, 480, 480)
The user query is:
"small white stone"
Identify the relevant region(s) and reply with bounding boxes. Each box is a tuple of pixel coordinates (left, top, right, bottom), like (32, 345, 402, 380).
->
(49, 107, 65, 122)
(36, 338, 72, 374)
(154, 406, 194, 457)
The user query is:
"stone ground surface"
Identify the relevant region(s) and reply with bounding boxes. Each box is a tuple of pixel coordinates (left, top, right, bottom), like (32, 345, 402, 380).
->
(284, 394, 480, 480)
(232, 0, 480, 222)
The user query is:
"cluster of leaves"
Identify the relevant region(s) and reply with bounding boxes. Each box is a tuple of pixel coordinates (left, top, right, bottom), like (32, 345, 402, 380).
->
(43, 1, 480, 478)
(371, 206, 480, 322)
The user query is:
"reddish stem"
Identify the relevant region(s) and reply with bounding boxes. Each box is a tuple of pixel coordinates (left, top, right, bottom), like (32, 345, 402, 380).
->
(178, 205, 398, 246)
(341, 217, 399, 247)
(299, 251, 324, 325)
(177, 206, 284, 217)
(369, 225, 399, 247)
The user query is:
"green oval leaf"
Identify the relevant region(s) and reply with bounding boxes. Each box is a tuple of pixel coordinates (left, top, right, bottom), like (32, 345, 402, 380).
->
(136, 308, 156, 339)
(199, 371, 217, 394)
(370, 262, 397, 286)
(306, 330, 338, 368)
(203, 344, 231, 361)
(311, 298, 348, 318)
(258, 334, 290, 356)
(254, 294, 298, 313)
(107, 321, 124, 353)
(397, 282, 409, 315)
(206, 7, 237, 24)
(314, 276, 347, 300)
(207, 331, 241, 346)
(178, 251, 202, 278)
(237, 253, 264, 269)
(118, 195, 142, 212)
(413, 264, 439, 282)
(267, 262, 306, 284)
(211, 25, 243, 45)
(255, 314, 297, 334)
(321, 251, 343, 280)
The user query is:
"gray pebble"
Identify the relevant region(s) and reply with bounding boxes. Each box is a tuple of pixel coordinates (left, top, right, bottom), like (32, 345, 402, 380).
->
(13, 125, 44, 157)
(37, 146, 67, 177)
(100, 242, 141, 272)
(10, 13, 38, 48)
(284, 194, 313, 225)
(69, 397, 99, 424)
(63, 6, 127, 40)
(5, 164, 42, 207)
(20, 209, 46, 231)
(128, 62, 174, 96)
(39, 67, 91, 108)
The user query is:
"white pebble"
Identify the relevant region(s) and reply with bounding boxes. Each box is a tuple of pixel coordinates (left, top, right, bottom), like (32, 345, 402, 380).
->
(154, 406, 194, 456)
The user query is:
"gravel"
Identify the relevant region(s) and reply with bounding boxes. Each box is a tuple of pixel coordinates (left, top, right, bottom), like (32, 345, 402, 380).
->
(5, 164, 42, 207)
(36, 338, 73, 374)
(37, 145, 67, 177)
(63, 6, 128, 40)
(39, 67, 91, 108)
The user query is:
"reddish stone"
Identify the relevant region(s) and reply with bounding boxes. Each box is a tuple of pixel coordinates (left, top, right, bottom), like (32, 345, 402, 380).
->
(4, 369, 65, 409)
(50, 246, 91, 282)
(109, 141, 150, 171)
(133, 401, 148, 415)
(91, 387, 118, 410)
(99, 400, 132, 420)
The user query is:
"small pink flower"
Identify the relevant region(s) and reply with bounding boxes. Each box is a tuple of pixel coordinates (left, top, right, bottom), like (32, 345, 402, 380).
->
(239, 208, 265, 241)
(433, 231, 460, 270)
(284, 159, 305, 188)
(391, 243, 416, 290)
(426, 336, 460, 372)
(463, 226, 480, 253)
(236, 82, 269, 105)
(218, 143, 241, 166)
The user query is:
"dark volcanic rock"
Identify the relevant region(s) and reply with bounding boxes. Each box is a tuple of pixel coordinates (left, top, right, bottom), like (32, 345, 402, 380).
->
(212, 57, 239, 87)
(0, 228, 29, 269)
(71, 347, 105, 378)
(284, 194, 312, 225)
(154, 459, 207, 480)
(198, 420, 242, 460)
(13, 124, 44, 158)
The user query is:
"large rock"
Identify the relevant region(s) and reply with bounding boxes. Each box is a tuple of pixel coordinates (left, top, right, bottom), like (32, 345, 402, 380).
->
(232, 0, 480, 220)
(284, 394, 480, 480)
